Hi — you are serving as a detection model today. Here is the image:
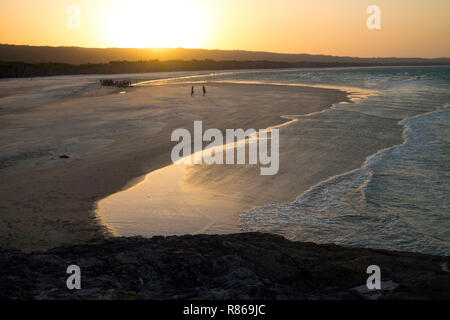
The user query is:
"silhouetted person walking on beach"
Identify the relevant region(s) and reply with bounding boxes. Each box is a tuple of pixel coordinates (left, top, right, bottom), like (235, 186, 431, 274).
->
(202, 85, 206, 96)
(191, 86, 195, 96)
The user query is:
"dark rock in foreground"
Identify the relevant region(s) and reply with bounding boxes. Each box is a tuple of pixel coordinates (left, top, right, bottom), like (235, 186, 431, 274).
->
(1, 233, 449, 300)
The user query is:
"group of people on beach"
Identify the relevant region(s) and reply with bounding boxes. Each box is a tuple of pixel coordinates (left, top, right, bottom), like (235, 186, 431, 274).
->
(100, 79, 131, 88)
(191, 85, 207, 96)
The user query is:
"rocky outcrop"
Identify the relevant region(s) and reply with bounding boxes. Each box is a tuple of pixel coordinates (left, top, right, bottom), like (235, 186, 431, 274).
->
(1, 233, 449, 300)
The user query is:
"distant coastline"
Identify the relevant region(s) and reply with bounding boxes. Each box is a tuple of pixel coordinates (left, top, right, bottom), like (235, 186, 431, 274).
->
(1, 44, 449, 78)
(2, 59, 450, 79)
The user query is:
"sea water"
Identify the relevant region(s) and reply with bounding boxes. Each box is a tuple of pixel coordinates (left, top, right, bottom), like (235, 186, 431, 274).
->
(222, 66, 450, 256)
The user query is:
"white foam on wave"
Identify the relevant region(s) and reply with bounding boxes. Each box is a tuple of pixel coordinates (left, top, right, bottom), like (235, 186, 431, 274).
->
(238, 76, 450, 255)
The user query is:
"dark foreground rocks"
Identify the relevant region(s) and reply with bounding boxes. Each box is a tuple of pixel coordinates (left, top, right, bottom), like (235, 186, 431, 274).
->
(1, 233, 449, 300)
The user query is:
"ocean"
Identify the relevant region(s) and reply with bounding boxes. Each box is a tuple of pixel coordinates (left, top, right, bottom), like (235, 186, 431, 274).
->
(214, 66, 450, 256)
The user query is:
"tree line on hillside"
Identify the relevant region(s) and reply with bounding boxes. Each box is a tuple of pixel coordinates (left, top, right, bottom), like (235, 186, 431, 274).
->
(1, 59, 448, 78)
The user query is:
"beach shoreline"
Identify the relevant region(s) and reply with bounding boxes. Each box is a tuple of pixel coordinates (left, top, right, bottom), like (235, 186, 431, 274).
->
(0, 75, 349, 251)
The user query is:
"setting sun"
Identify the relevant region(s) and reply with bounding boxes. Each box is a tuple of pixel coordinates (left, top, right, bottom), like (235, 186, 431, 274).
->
(0, 0, 449, 57)
(101, 0, 212, 48)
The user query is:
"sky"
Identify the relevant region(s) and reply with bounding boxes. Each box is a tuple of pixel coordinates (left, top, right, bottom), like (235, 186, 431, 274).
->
(0, 0, 449, 58)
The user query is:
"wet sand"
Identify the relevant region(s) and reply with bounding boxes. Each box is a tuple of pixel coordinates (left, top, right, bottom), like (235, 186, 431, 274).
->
(0, 74, 348, 250)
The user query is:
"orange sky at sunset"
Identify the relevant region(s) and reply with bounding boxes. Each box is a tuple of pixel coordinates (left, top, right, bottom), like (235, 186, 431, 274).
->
(0, 0, 449, 58)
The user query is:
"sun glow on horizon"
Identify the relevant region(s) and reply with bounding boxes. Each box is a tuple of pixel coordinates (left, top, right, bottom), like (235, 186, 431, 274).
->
(0, 0, 449, 57)
(101, 0, 213, 49)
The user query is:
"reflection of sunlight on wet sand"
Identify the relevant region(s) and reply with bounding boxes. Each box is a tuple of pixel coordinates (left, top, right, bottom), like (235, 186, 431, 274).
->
(97, 162, 242, 237)
(132, 72, 234, 87)
(97, 122, 280, 237)
(212, 80, 377, 102)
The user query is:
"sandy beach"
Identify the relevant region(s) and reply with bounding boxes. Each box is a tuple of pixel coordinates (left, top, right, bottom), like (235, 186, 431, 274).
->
(0, 73, 352, 250)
